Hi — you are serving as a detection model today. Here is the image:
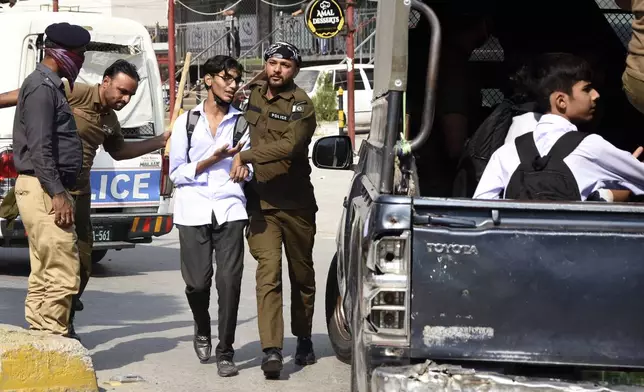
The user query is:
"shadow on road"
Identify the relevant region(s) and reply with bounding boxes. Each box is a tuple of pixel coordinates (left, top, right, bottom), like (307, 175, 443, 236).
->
(228, 333, 337, 380)
(0, 244, 181, 279)
(90, 315, 259, 372)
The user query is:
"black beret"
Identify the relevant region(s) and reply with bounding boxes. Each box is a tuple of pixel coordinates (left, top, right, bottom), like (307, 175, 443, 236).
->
(45, 22, 91, 49)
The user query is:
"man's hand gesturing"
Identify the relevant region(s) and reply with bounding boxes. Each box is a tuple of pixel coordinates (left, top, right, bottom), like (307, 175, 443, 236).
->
(229, 153, 248, 183)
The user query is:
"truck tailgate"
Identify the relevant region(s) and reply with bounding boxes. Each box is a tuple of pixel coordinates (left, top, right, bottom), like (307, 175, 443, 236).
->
(409, 198, 644, 369)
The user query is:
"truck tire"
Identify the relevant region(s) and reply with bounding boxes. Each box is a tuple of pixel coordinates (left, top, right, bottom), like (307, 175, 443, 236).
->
(91, 249, 108, 264)
(325, 253, 352, 364)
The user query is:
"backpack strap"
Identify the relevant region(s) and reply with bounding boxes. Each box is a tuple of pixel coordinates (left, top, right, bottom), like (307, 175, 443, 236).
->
(184, 110, 201, 163)
(232, 86, 255, 147)
(515, 131, 588, 172)
(515, 132, 541, 165)
(546, 131, 589, 160)
(232, 114, 249, 147)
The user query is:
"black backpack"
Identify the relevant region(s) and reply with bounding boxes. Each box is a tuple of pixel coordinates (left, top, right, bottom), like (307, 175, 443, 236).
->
(504, 131, 588, 201)
(452, 99, 538, 198)
(184, 110, 249, 163)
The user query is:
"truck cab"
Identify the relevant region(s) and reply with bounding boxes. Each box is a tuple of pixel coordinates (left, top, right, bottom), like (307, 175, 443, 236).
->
(313, 0, 644, 391)
(0, 11, 174, 263)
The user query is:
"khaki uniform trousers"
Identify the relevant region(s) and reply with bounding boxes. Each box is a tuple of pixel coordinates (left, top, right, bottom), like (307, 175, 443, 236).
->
(247, 208, 316, 350)
(15, 175, 80, 336)
(623, 70, 644, 116)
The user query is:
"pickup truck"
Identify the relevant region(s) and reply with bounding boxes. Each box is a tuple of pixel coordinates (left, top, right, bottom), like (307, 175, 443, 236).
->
(0, 11, 174, 263)
(312, 0, 644, 391)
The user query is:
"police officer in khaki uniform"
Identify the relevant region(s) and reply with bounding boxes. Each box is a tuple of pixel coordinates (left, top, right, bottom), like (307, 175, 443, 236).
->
(1, 59, 170, 340)
(617, 0, 644, 115)
(230, 42, 317, 379)
(12, 22, 89, 338)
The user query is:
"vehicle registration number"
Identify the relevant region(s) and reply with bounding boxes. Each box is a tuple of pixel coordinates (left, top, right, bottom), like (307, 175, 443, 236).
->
(92, 227, 112, 242)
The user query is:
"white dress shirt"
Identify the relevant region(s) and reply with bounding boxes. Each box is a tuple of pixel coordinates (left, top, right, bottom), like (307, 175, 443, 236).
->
(474, 114, 644, 200)
(169, 102, 252, 226)
(504, 111, 542, 144)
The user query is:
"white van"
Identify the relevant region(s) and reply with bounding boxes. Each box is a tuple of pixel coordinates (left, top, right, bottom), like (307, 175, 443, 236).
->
(0, 11, 174, 263)
(294, 64, 374, 128)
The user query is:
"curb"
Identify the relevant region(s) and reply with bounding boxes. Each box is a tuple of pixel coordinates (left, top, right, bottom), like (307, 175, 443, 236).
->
(0, 324, 98, 392)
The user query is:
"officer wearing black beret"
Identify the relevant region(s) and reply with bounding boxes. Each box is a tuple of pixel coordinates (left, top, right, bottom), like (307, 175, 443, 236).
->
(45, 22, 92, 50)
(12, 22, 89, 339)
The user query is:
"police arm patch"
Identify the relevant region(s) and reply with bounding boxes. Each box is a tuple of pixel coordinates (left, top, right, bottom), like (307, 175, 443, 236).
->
(292, 100, 307, 113)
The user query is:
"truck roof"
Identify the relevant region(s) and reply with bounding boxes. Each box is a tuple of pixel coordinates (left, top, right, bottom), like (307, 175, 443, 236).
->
(0, 11, 150, 35)
(0, 11, 162, 139)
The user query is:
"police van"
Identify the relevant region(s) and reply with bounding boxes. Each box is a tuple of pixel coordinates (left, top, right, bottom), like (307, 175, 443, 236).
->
(0, 11, 174, 263)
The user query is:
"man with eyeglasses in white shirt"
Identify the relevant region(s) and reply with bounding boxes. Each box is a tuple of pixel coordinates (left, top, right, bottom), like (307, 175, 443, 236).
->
(168, 55, 251, 377)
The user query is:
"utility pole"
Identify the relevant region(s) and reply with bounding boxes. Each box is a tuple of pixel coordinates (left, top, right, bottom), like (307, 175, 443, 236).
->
(168, 0, 176, 116)
(53, 0, 58, 11)
(346, 0, 356, 148)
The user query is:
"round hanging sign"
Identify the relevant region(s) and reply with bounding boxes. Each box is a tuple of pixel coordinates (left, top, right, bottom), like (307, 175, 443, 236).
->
(305, 0, 345, 39)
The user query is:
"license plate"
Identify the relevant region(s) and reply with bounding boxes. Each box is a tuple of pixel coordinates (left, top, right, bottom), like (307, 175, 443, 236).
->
(92, 227, 112, 242)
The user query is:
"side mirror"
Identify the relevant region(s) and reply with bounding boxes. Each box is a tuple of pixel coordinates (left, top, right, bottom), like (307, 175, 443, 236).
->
(312, 135, 353, 170)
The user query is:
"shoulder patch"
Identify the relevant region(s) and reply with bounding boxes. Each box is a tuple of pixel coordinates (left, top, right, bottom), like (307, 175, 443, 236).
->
(292, 100, 307, 113)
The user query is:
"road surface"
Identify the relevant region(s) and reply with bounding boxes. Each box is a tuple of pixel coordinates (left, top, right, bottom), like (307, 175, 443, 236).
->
(0, 136, 363, 392)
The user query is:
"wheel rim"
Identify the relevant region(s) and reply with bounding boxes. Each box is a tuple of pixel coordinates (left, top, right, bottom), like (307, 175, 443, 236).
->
(333, 295, 352, 341)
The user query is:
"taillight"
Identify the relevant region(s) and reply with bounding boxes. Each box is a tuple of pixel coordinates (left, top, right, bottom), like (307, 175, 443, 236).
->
(159, 151, 173, 197)
(0, 148, 17, 198)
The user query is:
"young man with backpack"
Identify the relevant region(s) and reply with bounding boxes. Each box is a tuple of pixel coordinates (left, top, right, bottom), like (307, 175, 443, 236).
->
(473, 52, 644, 201)
(168, 55, 251, 377)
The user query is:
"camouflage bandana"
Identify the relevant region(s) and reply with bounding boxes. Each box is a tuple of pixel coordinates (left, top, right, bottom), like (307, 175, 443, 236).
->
(263, 41, 302, 66)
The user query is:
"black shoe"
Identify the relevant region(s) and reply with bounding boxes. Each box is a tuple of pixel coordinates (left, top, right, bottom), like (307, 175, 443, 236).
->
(67, 309, 81, 342)
(294, 337, 316, 366)
(73, 297, 84, 311)
(193, 328, 212, 363)
(261, 348, 283, 379)
(217, 358, 239, 377)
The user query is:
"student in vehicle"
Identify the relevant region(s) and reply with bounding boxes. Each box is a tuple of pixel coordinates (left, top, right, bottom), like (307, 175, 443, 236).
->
(473, 52, 644, 201)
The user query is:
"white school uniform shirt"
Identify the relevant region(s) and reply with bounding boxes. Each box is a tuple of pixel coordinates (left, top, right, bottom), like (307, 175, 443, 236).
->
(504, 111, 542, 144)
(169, 102, 253, 226)
(473, 114, 644, 200)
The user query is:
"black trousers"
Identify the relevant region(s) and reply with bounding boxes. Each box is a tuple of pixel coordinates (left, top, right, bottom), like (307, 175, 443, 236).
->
(177, 213, 247, 360)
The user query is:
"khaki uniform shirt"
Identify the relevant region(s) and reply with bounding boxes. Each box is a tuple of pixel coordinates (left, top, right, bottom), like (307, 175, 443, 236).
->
(239, 81, 318, 212)
(63, 82, 126, 195)
(626, 0, 644, 80)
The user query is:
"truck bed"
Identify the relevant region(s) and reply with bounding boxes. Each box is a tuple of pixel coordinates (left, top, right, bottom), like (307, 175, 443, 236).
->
(410, 197, 644, 369)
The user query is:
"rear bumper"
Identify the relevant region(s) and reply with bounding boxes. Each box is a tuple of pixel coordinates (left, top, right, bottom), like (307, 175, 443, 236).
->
(370, 361, 630, 392)
(0, 213, 173, 248)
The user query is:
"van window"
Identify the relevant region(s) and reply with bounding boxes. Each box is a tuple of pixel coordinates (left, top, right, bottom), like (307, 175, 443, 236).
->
(294, 70, 320, 94)
(334, 69, 366, 90)
(36, 39, 155, 139)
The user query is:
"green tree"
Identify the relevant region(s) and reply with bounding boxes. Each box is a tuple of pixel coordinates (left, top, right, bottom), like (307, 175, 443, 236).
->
(312, 71, 339, 122)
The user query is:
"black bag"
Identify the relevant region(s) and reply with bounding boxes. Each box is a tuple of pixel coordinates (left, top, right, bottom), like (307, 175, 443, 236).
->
(504, 131, 588, 201)
(184, 109, 249, 163)
(452, 99, 538, 198)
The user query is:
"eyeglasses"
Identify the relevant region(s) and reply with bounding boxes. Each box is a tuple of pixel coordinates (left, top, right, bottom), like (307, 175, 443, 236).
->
(214, 73, 242, 85)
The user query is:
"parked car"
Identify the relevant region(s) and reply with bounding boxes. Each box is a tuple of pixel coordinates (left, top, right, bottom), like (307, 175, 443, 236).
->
(295, 64, 374, 129)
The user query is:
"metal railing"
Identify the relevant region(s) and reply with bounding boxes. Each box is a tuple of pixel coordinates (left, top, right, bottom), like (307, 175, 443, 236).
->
(340, 30, 376, 65)
(169, 11, 377, 66)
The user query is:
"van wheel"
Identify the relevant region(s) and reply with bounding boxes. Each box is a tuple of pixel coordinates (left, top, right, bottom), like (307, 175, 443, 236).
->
(91, 250, 108, 264)
(325, 253, 352, 363)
